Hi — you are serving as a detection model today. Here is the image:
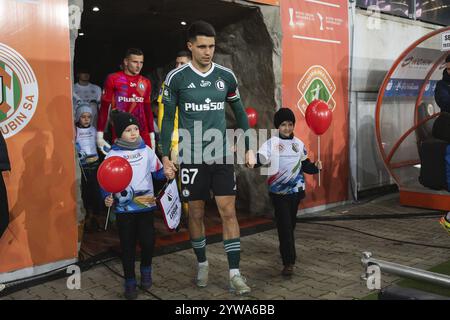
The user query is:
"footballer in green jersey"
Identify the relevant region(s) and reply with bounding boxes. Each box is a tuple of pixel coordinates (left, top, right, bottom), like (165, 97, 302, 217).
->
(161, 61, 246, 163)
(159, 20, 254, 296)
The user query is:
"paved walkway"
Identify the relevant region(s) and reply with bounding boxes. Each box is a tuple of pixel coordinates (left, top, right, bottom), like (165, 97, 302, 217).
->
(2, 193, 449, 300)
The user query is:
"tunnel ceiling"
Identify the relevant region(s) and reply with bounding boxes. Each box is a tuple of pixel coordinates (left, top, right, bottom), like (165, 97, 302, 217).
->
(76, 0, 259, 81)
(81, 0, 256, 39)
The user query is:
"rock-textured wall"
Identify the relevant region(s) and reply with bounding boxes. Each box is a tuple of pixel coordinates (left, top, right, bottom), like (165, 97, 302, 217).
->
(214, 7, 279, 216)
(68, 0, 85, 247)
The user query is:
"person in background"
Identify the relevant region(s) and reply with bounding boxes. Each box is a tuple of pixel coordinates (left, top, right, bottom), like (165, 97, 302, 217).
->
(157, 50, 191, 162)
(0, 130, 11, 239)
(73, 69, 102, 127)
(75, 104, 103, 232)
(97, 48, 155, 153)
(434, 55, 450, 113)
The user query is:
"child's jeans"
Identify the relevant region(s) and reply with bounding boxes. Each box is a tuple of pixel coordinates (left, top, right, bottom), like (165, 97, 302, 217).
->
(270, 191, 305, 266)
(116, 212, 155, 279)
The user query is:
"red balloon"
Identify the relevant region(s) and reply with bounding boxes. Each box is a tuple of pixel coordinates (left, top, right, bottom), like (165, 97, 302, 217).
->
(305, 100, 332, 135)
(245, 107, 258, 128)
(97, 156, 133, 193)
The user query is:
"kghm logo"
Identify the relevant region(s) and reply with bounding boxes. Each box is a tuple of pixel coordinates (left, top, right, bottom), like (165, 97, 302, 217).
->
(297, 65, 335, 116)
(0, 43, 39, 138)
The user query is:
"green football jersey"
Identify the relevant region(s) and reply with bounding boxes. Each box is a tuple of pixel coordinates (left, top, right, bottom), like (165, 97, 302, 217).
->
(161, 62, 241, 163)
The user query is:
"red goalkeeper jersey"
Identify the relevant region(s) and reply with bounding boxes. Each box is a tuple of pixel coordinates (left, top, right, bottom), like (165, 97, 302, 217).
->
(98, 71, 154, 146)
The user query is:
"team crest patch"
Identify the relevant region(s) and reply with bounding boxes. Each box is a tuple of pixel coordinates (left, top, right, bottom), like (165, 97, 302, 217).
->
(138, 82, 145, 90)
(215, 79, 225, 91)
(292, 143, 299, 153)
(0, 43, 39, 138)
(297, 65, 336, 116)
(163, 87, 171, 101)
(182, 188, 190, 197)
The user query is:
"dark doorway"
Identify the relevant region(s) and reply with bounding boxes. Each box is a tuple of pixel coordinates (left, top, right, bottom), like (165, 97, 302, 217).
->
(74, 0, 256, 87)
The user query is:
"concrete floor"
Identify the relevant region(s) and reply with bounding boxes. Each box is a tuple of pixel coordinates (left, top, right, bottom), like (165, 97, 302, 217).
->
(2, 193, 449, 300)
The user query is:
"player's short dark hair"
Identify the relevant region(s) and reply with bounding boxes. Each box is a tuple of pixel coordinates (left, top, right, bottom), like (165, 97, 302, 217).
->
(125, 48, 144, 58)
(176, 50, 191, 59)
(187, 21, 216, 42)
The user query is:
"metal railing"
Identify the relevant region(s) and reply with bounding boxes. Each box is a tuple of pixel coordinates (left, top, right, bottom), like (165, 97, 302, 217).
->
(361, 252, 450, 289)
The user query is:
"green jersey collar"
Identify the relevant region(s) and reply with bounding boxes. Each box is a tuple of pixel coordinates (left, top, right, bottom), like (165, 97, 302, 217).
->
(189, 62, 215, 78)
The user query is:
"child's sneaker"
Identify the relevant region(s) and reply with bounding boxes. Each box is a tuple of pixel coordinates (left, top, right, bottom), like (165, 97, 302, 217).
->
(124, 278, 138, 300)
(140, 266, 152, 290)
(281, 264, 294, 277)
(229, 274, 251, 295)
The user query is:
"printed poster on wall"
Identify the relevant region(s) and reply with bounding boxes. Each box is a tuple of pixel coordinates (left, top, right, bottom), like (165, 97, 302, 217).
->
(281, 0, 349, 208)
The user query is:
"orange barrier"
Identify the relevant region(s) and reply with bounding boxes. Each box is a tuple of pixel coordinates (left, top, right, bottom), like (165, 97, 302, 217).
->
(0, 0, 76, 276)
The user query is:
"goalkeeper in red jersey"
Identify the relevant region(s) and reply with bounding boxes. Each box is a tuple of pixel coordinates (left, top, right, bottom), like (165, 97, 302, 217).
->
(97, 48, 155, 153)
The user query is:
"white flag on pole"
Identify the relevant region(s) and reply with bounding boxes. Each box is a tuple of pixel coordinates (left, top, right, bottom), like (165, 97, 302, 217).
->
(156, 179, 181, 231)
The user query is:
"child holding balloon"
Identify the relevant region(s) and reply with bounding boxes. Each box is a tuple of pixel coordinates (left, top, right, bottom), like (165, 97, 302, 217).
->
(255, 107, 322, 277)
(102, 111, 165, 300)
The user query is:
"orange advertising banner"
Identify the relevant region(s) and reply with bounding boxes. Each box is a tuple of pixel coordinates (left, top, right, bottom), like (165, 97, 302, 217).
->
(281, 0, 349, 208)
(0, 0, 77, 275)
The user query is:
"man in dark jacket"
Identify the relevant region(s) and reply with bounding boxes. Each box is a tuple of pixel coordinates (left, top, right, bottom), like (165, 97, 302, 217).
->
(434, 55, 450, 113)
(0, 131, 11, 238)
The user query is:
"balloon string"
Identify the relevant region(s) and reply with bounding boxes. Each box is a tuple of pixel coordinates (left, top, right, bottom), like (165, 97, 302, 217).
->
(105, 195, 111, 231)
(318, 135, 321, 187)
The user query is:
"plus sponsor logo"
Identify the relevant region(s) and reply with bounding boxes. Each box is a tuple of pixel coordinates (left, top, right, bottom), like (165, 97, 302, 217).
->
(200, 80, 211, 87)
(118, 94, 144, 103)
(0, 43, 39, 138)
(297, 65, 335, 116)
(185, 98, 225, 112)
